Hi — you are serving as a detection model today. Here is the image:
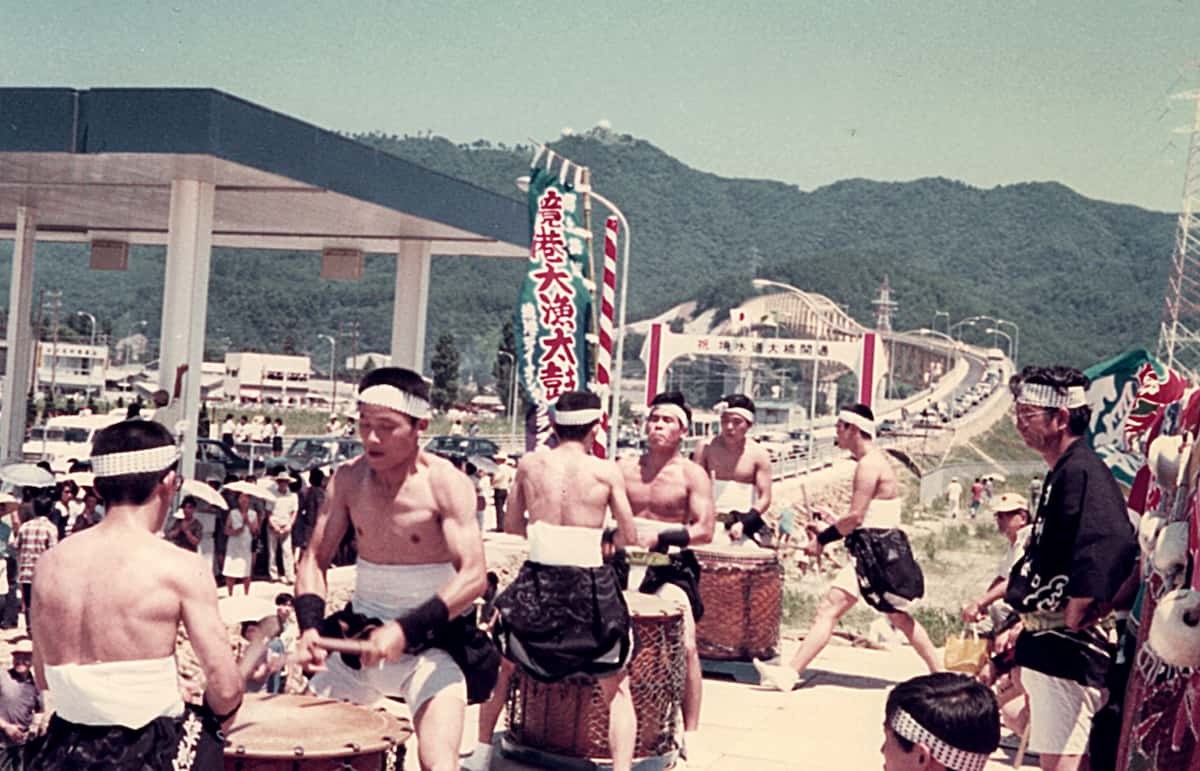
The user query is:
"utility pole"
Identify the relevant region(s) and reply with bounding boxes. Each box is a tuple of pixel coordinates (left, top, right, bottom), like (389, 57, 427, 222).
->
(46, 291, 62, 405)
(1158, 66, 1200, 378)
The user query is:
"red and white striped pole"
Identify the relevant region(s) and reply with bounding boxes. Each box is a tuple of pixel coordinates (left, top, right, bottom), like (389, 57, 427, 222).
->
(592, 215, 619, 457)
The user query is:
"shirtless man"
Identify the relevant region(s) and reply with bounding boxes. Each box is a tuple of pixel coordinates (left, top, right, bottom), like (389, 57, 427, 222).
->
(754, 403, 941, 690)
(294, 367, 488, 771)
(619, 391, 715, 757)
(29, 420, 242, 769)
(691, 394, 772, 546)
(470, 391, 640, 771)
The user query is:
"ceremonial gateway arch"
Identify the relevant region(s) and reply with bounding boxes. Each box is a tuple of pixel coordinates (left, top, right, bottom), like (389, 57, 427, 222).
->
(642, 288, 888, 409)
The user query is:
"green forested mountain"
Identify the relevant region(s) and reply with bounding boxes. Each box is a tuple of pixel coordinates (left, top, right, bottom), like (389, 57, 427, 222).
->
(0, 128, 1177, 381)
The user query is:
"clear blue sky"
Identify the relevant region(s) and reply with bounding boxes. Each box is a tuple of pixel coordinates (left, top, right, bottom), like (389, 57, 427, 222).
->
(5, 1, 1198, 212)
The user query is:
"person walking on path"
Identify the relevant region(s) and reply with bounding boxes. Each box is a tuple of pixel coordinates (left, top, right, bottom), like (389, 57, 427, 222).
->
(755, 403, 942, 691)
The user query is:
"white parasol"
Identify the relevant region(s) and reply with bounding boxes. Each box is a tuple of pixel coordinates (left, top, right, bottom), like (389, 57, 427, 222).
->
(221, 480, 278, 503)
(181, 479, 230, 511)
(0, 463, 55, 488)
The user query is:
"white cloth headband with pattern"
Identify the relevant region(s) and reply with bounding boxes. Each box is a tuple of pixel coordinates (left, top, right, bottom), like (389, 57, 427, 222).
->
(1016, 382, 1086, 409)
(552, 406, 602, 426)
(649, 403, 689, 428)
(837, 409, 876, 438)
(91, 445, 181, 479)
(891, 708, 989, 771)
(358, 384, 432, 419)
(715, 401, 755, 425)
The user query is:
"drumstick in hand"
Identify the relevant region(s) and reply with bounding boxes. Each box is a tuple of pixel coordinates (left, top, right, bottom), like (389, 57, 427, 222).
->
(314, 636, 372, 656)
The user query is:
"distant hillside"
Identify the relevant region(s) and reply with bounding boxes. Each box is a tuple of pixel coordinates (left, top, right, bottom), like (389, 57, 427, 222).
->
(0, 129, 1177, 382)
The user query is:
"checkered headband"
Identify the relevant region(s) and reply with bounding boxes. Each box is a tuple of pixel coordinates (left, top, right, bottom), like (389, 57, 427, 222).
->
(890, 708, 989, 771)
(1016, 382, 1086, 409)
(91, 445, 181, 479)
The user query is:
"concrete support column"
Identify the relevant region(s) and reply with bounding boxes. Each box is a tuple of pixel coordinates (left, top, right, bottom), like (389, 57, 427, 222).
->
(1, 207, 37, 462)
(390, 240, 432, 372)
(159, 179, 215, 479)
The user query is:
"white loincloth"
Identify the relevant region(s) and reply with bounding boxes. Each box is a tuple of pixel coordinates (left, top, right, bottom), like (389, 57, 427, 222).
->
(45, 656, 184, 729)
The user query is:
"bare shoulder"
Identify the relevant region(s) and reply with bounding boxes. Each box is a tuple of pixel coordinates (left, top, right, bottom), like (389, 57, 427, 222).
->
(678, 456, 711, 486)
(332, 453, 371, 486)
(747, 441, 773, 463)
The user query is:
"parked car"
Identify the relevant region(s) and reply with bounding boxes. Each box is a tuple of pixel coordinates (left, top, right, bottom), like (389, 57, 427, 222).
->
(877, 419, 898, 436)
(274, 435, 363, 475)
(22, 413, 123, 473)
(424, 435, 500, 464)
(194, 439, 251, 483)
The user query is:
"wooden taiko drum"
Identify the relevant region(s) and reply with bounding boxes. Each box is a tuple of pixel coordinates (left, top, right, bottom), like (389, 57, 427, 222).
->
(693, 545, 782, 660)
(504, 592, 685, 762)
(223, 693, 410, 770)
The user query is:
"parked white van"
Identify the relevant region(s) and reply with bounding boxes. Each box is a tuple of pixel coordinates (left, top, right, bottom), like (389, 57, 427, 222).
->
(22, 413, 123, 473)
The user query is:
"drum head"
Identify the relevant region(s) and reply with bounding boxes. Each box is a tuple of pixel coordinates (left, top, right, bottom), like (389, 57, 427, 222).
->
(623, 591, 682, 618)
(692, 544, 777, 564)
(225, 693, 410, 759)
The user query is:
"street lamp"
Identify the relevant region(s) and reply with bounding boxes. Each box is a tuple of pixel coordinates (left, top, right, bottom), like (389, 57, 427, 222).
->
(992, 319, 1019, 366)
(949, 317, 984, 341)
(904, 327, 957, 374)
(496, 350, 519, 445)
(318, 334, 337, 417)
(517, 176, 631, 457)
(985, 328, 1014, 361)
(75, 311, 96, 402)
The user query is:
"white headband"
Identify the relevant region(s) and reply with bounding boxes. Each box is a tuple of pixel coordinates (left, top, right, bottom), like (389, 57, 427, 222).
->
(91, 445, 181, 479)
(837, 409, 876, 438)
(552, 406, 602, 426)
(358, 384, 432, 419)
(649, 403, 689, 428)
(890, 708, 989, 771)
(715, 401, 755, 425)
(1016, 382, 1086, 409)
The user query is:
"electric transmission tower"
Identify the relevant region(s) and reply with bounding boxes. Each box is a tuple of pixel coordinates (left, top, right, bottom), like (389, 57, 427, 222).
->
(1157, 73, 1200, 379)
(872, 275, 898, 331)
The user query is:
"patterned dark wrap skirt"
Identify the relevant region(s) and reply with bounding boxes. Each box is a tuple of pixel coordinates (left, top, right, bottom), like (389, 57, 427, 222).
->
(27, 705, 224, 770)
(495, 561, 632, 683)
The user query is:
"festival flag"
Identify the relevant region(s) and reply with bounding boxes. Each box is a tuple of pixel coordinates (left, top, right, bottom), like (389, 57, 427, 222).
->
(514, 159, 593, 448)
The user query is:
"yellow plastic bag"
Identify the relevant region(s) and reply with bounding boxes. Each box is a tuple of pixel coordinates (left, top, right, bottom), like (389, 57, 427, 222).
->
(943, 629, 988, 674)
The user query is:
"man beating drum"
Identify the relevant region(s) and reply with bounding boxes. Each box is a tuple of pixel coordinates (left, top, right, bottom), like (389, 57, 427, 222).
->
(754, 403, 942, 690)
(619, 391, 715, 761)
(471, 390, 640, 771)
(29, 420, 243, 769)
(293, 367, 490, 771)
(691, 394, 773, 547)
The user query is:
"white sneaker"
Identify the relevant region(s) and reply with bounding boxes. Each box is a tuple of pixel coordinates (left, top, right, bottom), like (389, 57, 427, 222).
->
(460, 742, 493, 771)
(752, 658, 798, 691)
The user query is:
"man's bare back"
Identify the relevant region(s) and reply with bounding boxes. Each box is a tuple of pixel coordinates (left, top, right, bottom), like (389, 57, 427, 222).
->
(507, 445, 636, 538)
(33, 523, 227, 669)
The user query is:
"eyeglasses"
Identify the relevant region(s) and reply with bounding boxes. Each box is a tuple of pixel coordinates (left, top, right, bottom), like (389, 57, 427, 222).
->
(1013, 405, 1051, 425)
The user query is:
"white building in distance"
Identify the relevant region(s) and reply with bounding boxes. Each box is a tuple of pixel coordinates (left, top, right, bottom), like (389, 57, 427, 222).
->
(223, 352, 312, 405)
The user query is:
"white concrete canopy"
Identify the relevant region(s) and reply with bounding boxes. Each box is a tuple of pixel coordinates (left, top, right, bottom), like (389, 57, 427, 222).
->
(0, 88, 529, 476)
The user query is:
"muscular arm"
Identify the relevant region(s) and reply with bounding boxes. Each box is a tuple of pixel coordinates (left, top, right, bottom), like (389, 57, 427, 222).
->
(685, 462, 716, 546)
(752, 447, 773, 513)
(690, 439, 711, 469)
(294, 468, 352, 602)
(431, 464, 489, 618)
(606, 464, 640, 547)
(178, 554, 243, 720)
(503, 462, 528, 536)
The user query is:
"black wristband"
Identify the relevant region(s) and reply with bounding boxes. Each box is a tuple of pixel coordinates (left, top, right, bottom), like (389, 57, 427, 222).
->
(206, 693, 243, 724)
(655, 527, 691, 551)
(396, 596, 450, 651)
(816, 525, 843, 546)
(740, 508, 766, 537)
(723, 511, 744, 531)
(602, 526, 618, 545)
(295, 593, 326, 632)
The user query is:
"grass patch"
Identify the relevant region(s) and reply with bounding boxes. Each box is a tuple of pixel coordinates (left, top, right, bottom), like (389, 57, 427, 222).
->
(909, 606, 959, 648)
(944, 419, 1040, 464)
